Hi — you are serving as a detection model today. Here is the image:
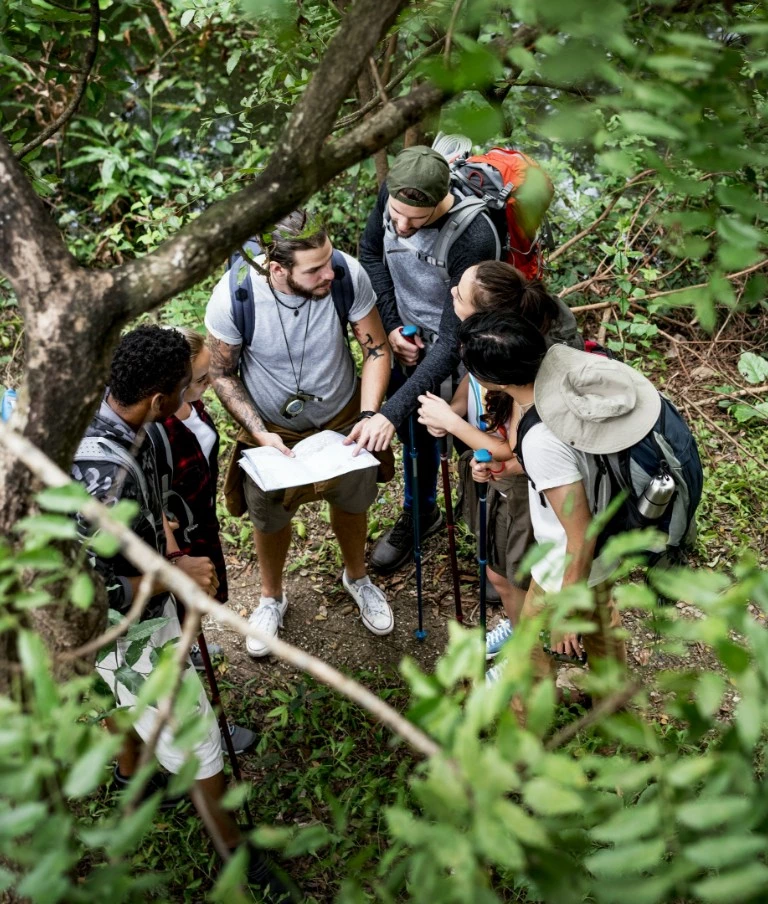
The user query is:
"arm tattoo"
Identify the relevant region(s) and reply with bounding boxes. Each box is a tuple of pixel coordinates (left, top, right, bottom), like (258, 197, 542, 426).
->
(353, 324, 386, 361)
(207, 335, 267, 437)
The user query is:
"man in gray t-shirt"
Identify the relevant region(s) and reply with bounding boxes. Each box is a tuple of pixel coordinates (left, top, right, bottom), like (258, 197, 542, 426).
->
(205, 210, 394, 655)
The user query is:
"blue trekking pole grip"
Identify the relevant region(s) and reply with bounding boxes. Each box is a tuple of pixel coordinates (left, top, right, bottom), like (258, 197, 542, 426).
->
(474, 449, 493, 631)
(401, 325, 426, 642)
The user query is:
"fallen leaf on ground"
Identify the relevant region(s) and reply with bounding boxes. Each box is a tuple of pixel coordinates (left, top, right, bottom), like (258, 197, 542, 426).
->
(633, 647, 652, 665)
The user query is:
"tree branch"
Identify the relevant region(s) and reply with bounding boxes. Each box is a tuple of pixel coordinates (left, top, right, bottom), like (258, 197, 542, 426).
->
(13, 55, 86, 75)
(277, 0, 408, 167)
(491, 78, 596, 103)
(549, 170, 656, 264)
(62, 572, 155, 661)
(0, 421, 442, 762)
(566, 257, 768, 311)
(369, 56, 389, 103)
(333, 38, 445, 131)
(115, 80, 447, 319)
(444, 0, 465, 60)
(16, 0, 101, 160)
(126, 610, 201, 814)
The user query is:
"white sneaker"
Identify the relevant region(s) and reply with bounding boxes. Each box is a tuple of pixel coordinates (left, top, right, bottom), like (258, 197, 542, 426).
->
(485, 619, 513, 660)
(246, 595, 288, 658)
(486, 663, 503, 684)
(342, 572, 394, 636)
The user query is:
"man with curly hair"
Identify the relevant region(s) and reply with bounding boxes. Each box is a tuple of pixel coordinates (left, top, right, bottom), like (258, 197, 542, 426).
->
(72, 325, 293, 899)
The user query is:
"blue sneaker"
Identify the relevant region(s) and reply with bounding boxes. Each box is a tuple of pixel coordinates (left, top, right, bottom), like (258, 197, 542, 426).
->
(485, 619, 513, 660)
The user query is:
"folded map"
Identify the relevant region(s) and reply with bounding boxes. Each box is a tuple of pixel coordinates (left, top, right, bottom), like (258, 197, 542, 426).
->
(238, 429, 378, 492)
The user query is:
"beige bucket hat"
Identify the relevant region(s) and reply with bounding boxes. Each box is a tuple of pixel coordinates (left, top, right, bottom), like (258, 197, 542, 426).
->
(533, 344, 661, 454)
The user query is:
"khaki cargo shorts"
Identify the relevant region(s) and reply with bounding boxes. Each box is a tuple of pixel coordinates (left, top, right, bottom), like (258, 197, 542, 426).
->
(244, 466, 378, 534)
(457, 451, 533, 590)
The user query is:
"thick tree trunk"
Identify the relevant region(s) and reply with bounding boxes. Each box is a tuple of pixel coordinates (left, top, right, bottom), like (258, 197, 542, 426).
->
(0, 264, 116, 692)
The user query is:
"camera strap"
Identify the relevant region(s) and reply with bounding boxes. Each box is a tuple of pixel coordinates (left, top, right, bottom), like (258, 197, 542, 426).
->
(270, 284, 312, 396)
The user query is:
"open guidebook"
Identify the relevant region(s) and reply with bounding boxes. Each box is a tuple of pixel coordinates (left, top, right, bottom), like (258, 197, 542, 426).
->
(238, 430, 379, 493)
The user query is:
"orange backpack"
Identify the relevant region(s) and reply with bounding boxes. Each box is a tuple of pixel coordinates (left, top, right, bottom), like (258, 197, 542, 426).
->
(431, 146, 554, 280)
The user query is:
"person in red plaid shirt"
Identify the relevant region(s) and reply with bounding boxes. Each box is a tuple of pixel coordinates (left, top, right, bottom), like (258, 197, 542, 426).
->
(160, 327, 256, 757)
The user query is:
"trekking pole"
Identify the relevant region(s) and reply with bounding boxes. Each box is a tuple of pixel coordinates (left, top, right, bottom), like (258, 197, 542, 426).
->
(402, 325, 426, 642)
(439, 436, 463, 623)
(474, 449, 493, 631)
(195, 631, 254, 828)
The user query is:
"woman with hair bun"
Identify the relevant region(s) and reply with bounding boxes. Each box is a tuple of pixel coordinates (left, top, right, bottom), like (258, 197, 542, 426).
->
(417, 262, 583, 659)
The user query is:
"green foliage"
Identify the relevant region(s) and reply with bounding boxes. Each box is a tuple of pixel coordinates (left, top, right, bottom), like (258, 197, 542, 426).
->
(3, 0, 768, 900)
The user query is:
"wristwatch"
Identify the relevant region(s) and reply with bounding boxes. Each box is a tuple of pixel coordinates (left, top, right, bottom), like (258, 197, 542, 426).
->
(356, 411, 376, 422)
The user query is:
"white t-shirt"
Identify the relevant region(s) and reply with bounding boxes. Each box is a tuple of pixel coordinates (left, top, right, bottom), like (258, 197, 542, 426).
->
(181, 406, 216, 463)
(205, 251, 376, 432)
(522, 421, 614, 592)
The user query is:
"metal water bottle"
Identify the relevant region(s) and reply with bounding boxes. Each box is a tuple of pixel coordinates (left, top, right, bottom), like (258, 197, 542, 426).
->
(0, 389, 17, 423)
(636, 466, 676, 521)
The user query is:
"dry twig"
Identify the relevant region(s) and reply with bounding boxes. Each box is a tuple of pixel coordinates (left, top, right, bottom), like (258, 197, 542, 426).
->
(17, 0, 101, 160)
(126, 610, 201, 813)
(333, 39, 444, 131)
(545, 682, 640, 750)
(549, 170, 655, 264)
(64, 572, 155, 661)
(444, 0, 465, 60)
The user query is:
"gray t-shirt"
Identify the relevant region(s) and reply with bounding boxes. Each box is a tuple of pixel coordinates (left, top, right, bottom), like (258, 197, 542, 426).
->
(205, 251, 376, 432)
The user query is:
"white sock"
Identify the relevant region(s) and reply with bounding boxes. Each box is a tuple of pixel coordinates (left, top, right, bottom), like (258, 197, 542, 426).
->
(345, 571, 370, 588)
(259, 594, 285, 606)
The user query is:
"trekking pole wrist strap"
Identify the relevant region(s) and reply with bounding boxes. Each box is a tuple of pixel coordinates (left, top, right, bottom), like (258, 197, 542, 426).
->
(356, 410, 376, 422)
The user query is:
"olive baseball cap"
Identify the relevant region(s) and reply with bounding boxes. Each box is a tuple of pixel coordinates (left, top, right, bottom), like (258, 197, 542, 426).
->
(387, 146, 450, 208)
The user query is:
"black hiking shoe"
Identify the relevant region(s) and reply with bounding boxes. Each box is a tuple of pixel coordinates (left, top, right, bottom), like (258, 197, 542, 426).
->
(240, 844, 298, 902)
(370, 506, 444, 575)
(112, 764, 185, 810)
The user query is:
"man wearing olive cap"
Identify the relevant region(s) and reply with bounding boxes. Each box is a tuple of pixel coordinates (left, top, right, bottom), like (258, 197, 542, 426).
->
(352, 145, 498, 574)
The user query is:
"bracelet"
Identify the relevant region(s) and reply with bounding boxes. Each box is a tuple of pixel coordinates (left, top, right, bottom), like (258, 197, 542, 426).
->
(356, 410, 376, 422)
(165, 551, 185, 563)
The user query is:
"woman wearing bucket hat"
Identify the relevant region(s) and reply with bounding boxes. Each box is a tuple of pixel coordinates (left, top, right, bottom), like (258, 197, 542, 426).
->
(457, 310, 664, 690)
(416, 261, 584, 657)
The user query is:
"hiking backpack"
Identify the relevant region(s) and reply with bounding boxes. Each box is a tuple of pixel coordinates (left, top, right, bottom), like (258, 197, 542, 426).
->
(515, 395, 703, 559)
(416, 135, 555, 281)
(73, 427, 196, 545)
(228, 239, 356, 347)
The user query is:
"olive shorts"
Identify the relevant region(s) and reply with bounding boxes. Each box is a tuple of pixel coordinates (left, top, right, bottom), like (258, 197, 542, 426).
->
(457, 451, 534, 590)
(244, 466, 378, 534)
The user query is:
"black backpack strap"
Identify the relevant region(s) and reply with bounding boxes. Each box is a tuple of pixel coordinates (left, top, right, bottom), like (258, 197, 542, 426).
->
(228, 239, 263, 349)
(330, 249, 356, 338)
(647, 394, 667, 460)
(146, 423, 199, 545)
(144, 423, 173, 497)
(231, 244, 354, 346)
(513, 404, 541, 476)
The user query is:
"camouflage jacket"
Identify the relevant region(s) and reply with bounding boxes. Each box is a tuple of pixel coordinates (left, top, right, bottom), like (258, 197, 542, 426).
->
(72, 400, 171, 620)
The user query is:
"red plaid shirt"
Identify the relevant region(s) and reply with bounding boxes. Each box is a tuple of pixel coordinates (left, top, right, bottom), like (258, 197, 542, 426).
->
(162, 401, 228, 602)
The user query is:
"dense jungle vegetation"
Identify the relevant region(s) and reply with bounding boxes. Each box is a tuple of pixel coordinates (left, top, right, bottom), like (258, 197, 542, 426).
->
(1, 0, 768, 901)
